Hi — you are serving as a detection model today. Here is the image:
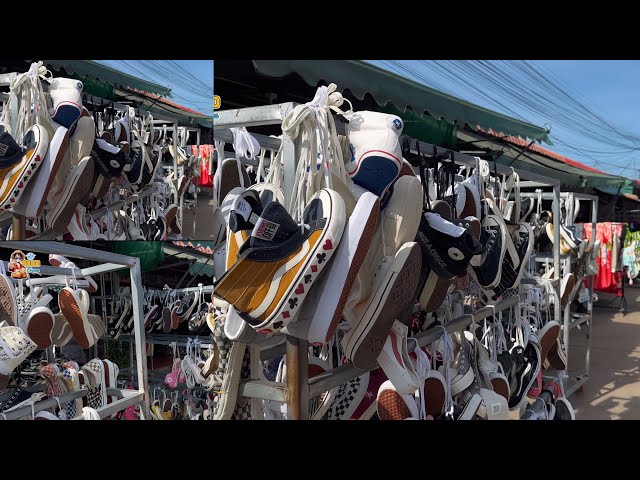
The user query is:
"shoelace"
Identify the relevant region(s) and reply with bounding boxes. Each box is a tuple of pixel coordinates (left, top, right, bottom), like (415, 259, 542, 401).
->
(437, 327, 455, 418)
(281, 84, 350, 221)
(8, 62, 52, 140)
(410, 338, 432, 420)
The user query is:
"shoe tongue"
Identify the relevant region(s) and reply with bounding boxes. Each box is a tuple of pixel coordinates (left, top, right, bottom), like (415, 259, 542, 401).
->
(0, 132, 21, 159)
(250, 202, 299, 247)
(229, 190, 262, 232)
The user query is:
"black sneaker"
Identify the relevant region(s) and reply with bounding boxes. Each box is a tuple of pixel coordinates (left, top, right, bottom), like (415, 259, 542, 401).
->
(469, 215, 507, 289)
(553, 397, 575, 420)
(126, 139, 145, 187)
(229, 190, 263, 233)
(491, 223, 534, 299)
(508, 340, 541, 410)
(93, 138, 128, 179)
(420, 212, 484, 279)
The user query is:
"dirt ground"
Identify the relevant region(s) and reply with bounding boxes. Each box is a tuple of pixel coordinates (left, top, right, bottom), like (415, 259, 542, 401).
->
(569, 287, 640, 419)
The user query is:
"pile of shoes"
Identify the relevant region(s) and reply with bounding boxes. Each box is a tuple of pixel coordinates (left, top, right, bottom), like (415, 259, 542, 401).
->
(0, 253, 105, 389)
(199, 83, 578, 420)
(0, 354, 120, 420)
(0, 61, 196, 240)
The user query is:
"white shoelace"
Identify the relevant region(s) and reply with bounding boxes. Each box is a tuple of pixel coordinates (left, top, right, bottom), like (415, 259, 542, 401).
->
(410, 338, 432, 420)
(438, 327, 455, 418)
(7, 62, 52, 139)
(280, 83, 350, 221)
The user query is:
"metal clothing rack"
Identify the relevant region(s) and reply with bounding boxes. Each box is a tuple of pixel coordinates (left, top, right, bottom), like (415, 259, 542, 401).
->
(214, 101, 563, 419)
(3, 87, 200, 241)
(519, 191, 598, 396)
(0, 241, 150, 419)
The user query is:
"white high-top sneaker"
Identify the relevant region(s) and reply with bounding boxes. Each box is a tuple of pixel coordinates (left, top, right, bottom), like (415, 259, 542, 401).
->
(48, 78, 83, 129)
(345, 111, 404, 199)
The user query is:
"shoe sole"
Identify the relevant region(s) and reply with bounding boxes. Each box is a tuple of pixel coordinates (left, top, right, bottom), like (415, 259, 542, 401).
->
(538, 321, 561, 365)
(459, 185, 477, 219)
(561, 274, 576, 304)
(220, 159, 250, 201)
(165, 207, 181, 234)
(26, 309, 54, 350)
(377, 389, 417, 420)
(163, 307, 172, 333)
(58, 288, 91, 348)
(310, 194, 380, 344)
(347, 242, 421, 369)
(424, 373, 446, 417)
(171, 305, 181, 330)
(490, 374, 511, 401)
(419, 270, 453, 313)
(48, 156, 95, 233)
(21, 127, 68, 218)
(0, 275, 17, 326)
(545, 339, 567, 370)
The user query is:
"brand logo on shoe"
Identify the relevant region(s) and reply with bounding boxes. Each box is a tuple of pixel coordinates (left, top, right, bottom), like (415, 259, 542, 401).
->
(0, 143, 7, 156)
(253, 218, 280, 241)
(392, 119, 403, 130)
(448, 247, 464, 260)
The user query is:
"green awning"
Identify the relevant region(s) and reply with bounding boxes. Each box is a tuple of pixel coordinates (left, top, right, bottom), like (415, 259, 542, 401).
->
(43, 60, 171, 97)
(252, 60, 550, 145)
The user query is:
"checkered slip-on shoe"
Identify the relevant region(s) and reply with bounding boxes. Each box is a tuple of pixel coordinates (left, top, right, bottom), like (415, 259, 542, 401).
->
(327, 371, 370, 420)
(214, 188, 346, 334)
(0, 125, 48, 213)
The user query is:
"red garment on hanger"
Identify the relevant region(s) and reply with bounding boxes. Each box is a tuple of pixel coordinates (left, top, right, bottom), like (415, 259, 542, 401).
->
(192, 145, 214, 187)
(582, 222, 625, 293)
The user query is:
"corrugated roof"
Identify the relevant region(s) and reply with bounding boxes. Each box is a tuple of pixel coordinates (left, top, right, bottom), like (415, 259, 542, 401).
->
(251, 60, 551, 145)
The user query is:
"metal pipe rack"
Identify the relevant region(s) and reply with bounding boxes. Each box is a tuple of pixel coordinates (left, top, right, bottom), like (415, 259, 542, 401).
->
(215, 101, 563, 419)
(4, 83, 203, 241)
(0, 241, 150, 419)
(518, 191, 598, 396)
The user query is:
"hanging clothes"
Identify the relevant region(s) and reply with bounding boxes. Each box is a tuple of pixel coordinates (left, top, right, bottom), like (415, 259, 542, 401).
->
(623, 227, 640, 278)
(192, 145, 214, 188)
(581, 222, 626, 293)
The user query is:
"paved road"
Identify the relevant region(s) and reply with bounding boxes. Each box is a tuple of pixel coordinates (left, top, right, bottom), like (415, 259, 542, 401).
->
(569, 288, 640, 419)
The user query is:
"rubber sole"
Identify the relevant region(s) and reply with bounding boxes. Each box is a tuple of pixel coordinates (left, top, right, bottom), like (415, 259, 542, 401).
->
(491, 374, 511, 401)
(0, 276, 16, 326)
(26, 309, 54, 349)
(317, 196, 379, 343)
(58, 288, 91, 348)
(377, 389, 416, 420)
(420, 270, 453, 313)
(347, 242, 421, 369)
(162, 307, 172, 333)
(424, 374, 446, 417)
(49, 156, 95, 233)
(23, 128, 68, 217)
(538, 321, 561, 365)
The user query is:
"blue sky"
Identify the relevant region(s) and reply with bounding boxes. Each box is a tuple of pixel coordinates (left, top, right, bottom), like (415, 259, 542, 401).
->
(368, 60, 640, 180)
(95, 60, 213, 116)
